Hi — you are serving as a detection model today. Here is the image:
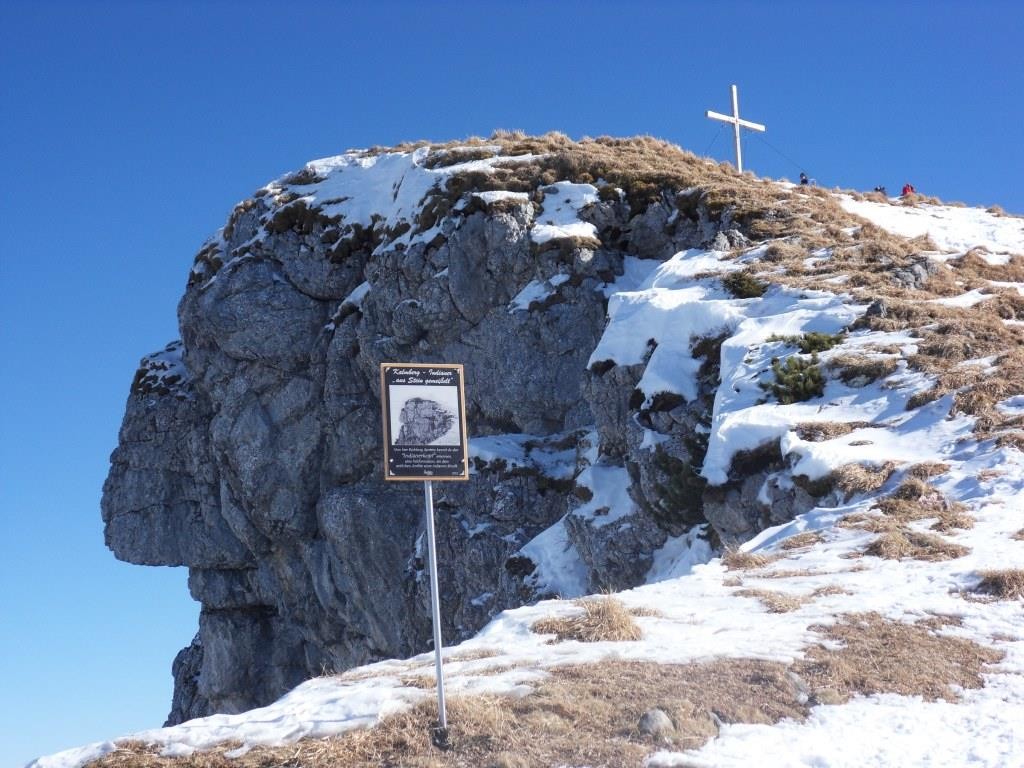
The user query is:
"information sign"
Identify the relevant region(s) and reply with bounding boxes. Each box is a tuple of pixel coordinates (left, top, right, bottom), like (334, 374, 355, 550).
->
(380, 363, 469, 481)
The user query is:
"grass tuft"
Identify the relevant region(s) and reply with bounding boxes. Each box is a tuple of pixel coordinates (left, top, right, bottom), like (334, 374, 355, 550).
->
(531, 597, 643, 643)
(721, 548, 777, 570)
(779, 531, 825, 550)
(973, 570, 1024, 599)
(828, 461, 898, 499)
(794, 613, 1002, 704)
(865, 529, 969, 562)
(734, 588, 807, 613)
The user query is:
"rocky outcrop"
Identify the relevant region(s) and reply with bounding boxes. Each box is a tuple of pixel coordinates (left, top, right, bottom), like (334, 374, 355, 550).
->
(103, 138, 851, 725)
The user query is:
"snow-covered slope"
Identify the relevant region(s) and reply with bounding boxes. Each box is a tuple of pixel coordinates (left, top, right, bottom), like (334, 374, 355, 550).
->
(34, 441, 1024, 766)
(49, 144, 1024, 767)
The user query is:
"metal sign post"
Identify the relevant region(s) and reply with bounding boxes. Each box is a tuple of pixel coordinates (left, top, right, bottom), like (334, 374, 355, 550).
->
(422, 479, 448, 738)
(379, 362, 468, 747)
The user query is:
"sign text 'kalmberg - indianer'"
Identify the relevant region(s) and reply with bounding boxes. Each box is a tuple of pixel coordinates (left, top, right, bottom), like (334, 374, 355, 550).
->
(380, 363, 469, 481)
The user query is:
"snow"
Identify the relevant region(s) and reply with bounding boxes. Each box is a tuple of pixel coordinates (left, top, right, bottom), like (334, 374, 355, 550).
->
(340, 280, 370, 309)
(648, 678, 1024, 767)
(646, 526, 715, 583)
(529, 181, 599, 244)
(245, 147, 543, 269)
(838, 195, 1024, 262)
(996, 395, 1024, 417)
(990, 280, 1024, 295)
(781, 396, 975, 482)
(570, 463, 637, 529)
(469, 432, 576, 479)
(930, 288, 993, 308)
(133, 341, 191, 398)
(473, 190, 529, 205)
(28, 744, 117, 768)
(589, 235, 976, 487)
(508, 273, 570, 312)
(601, 255, 664, 296)
(518, 515, 590, 599)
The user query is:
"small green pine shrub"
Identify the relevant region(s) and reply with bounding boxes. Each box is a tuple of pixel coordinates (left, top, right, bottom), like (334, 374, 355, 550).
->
(651, 447, 707, 532)
(762, 354, 825, 404)
(722, 270, 767, 299)
(767, 331, 846, 354)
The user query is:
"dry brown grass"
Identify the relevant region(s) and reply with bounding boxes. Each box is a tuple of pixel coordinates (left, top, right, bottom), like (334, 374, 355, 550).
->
(915, 613, 963, 631)
(755, 568, 827, 579)
(792, 421, 868, 442)
(531, 597, 643, 643)
(953, 353, 1024, 429)
(950, 251, 1024, 284)
(929, 509, 976, 532)
(358, 132, 895, 260)
(905, 345, 1024, 427)
(96, 617, 1002, 767)
(91, 659, 808, 768)
(793, 613, 1002, 705)
(721, 548, 778, 570)
(828, 354, 900, 387)
(905, 461, 950, 479)
(840, 482, 975, 535)
(829, 461, 898, 499)
(995, 430, 1024, 450)
(851, 298, 959, 334)
(780, 531, 825, 550)
(973, 570, 1024, 599)
(445, 648, 500, 663)
(400, 675, 437, 690)
(764, 239, 806, 263)
(865, 529, 970, 561)
(914, 320, 1018, 369)
(810, 585, 851, 598)
(629, 606, 665, 618)
(735, 588, 808, 613)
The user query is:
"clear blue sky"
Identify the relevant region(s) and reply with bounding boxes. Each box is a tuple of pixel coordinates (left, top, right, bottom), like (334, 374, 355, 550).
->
(1, 1, 1020, 764)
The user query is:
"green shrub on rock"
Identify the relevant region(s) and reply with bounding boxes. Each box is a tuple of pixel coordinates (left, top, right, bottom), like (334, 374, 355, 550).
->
(762, 354, 825, 404)
(767, 331, 846, 354)
(722, 270, 767, 299)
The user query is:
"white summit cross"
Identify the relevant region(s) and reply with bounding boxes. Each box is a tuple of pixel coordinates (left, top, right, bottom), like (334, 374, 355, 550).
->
(705, 84, 766, 173)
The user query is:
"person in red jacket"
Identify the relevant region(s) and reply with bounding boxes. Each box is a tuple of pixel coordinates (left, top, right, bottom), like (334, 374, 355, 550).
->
(901, 183, 916, 196)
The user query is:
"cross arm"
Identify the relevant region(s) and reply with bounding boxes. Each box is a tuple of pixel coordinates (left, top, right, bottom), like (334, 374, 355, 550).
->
(705, 110, 766, 132)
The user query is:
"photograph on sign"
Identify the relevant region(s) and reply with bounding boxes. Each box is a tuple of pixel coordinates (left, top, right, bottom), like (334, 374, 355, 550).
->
(388, 385, 461, 446)
(380, 363, 469, 481)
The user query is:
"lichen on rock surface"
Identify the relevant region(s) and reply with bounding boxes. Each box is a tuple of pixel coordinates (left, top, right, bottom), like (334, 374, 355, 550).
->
(102, 132, 1024, 725)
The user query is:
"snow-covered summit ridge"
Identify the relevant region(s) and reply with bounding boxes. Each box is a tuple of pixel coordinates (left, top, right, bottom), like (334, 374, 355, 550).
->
(839, 193, 1024, 263)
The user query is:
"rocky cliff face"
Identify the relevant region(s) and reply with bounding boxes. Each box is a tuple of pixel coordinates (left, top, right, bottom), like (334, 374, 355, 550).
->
(104, 134, 1016, 725)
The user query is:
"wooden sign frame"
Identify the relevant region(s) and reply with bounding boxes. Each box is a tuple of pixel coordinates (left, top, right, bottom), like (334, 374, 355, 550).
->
(380, 363, 469, 481)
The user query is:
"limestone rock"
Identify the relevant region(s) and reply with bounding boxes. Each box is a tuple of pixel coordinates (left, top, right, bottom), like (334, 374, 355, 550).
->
(102, 142, 820, 724)
(638, 708, 675, 740)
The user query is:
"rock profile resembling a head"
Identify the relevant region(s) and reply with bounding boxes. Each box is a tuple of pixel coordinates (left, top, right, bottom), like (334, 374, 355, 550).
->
(396, 397, 456, 445)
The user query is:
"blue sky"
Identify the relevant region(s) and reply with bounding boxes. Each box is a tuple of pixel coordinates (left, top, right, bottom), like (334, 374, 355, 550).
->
(1, 1, 1020, 764)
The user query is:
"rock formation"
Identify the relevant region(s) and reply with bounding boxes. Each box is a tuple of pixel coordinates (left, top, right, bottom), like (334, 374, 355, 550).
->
(103, 134, 966, 724)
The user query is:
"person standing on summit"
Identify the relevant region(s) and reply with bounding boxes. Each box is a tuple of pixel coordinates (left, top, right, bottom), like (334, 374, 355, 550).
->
(901, 182, 916, 196)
